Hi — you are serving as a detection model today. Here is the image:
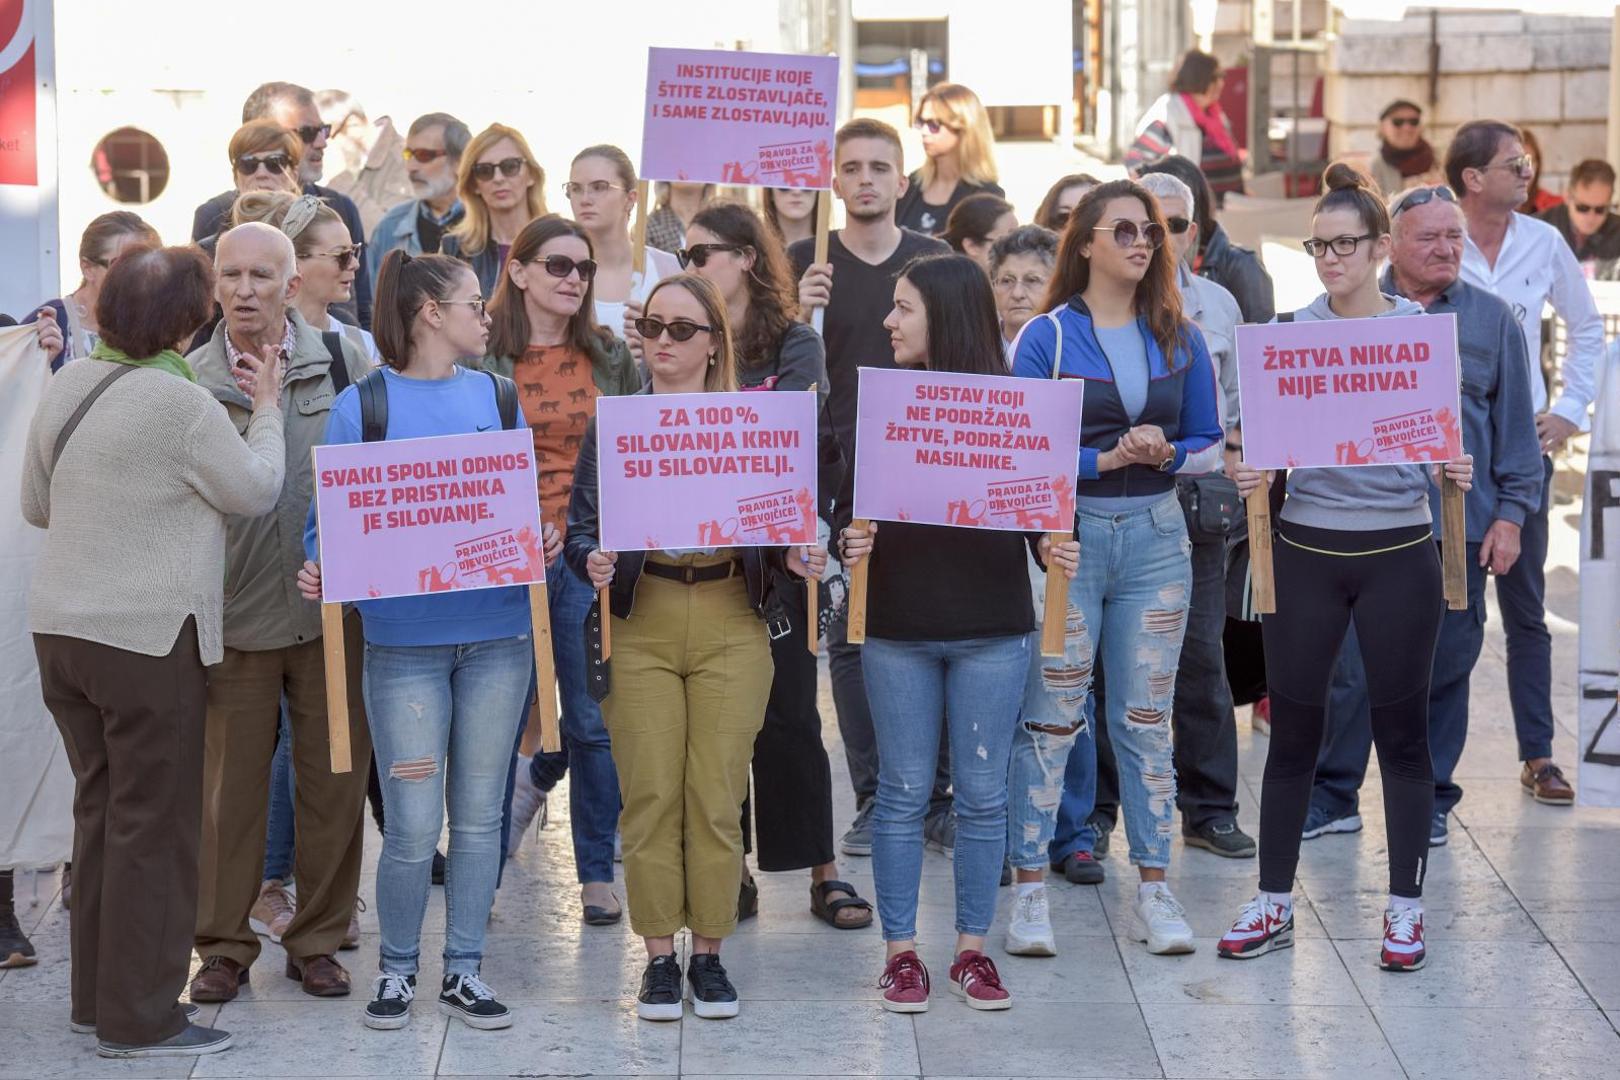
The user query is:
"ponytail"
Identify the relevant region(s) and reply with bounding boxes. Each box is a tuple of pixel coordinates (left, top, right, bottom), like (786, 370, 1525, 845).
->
(372, 249, 464, 371)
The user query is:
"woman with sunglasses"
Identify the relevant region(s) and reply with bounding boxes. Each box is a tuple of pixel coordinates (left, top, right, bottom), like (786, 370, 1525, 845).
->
(837, 253, 1078, 1013)
(764, 187, 817, 248)
(1005, 180, 1220, 960)
(942, 194, 1018, 271)
(442, 124, 547, 296)
(894, 83, 1003, 236)
(1033, 174, 1100, 233)
(194, 121, 304, 263)
(1218, 164, 1472, 972)
(682, 200, 872, 931)
(298, 250, 561, 1032)
(480, 215, 638, 923)
(566, 273, 824, 1021)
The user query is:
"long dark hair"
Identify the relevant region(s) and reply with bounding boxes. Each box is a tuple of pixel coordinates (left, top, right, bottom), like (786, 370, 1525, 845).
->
(942, 193, 1013, 253)
(688, 200, 799, 368)
(373, 250, 466, 371)
(1039, 179, 1188, 366)
(486, 214, 612, 359)
(898, 253, 1005, 376)
(1033, 173, 1099, 230)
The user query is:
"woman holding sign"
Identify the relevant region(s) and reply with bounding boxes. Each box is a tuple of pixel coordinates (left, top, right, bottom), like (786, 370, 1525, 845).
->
(1006, 180, 1222, 959)
(298, 251, 562, 1032)
(565, 273, 825, 1021)
(838, 253, 1079, 1012)
(1219, 165, 1473, 972)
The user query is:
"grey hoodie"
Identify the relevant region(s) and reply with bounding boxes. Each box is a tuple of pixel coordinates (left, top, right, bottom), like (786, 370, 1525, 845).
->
(1277, 293, 1434, 531)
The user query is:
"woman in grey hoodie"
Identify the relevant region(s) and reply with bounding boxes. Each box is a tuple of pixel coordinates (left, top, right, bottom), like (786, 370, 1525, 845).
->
(1217, 164, 1473, 974)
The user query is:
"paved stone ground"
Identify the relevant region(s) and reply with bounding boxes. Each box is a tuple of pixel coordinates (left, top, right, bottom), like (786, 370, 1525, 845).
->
(3, 456, 1613, 1079)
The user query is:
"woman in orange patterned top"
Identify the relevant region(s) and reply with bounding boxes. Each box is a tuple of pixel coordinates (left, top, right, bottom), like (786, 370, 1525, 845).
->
(480, 214, 640, 924)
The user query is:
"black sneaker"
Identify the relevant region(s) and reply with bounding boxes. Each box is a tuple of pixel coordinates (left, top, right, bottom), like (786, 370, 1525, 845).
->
(438, 973, 512, 1030)
(363, 973, 416, 1030)
(1182, 820, 1258, 859)
(0, 905, 36, 969)
(97, 1024, 232, 1059)
(430, 850, 447, 885)
(686, 953, 740, 1019)
(637, 954, 683, 1021)
(1050, 850, 1106, 884)
(1086, 813, 1115, 859)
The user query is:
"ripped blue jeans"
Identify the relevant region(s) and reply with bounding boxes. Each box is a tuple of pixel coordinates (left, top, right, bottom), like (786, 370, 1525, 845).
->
(1007, 495, 1191, 870)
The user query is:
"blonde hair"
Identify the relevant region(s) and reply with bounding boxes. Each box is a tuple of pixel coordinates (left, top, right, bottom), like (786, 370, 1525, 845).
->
(643, 273, 738, 393)
(917, 83, 999, 187)
(448, 123, 547, 256)
(229, 191, 345, 259)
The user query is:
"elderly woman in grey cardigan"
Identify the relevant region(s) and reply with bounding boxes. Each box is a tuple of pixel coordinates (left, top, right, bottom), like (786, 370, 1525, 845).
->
(20, 245, 285, 1062)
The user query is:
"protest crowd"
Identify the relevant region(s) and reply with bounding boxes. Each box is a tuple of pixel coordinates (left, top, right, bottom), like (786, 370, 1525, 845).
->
(3, 48, 1617, 1063)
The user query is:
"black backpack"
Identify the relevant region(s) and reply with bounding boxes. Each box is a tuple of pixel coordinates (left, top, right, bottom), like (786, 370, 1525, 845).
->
(354, 362, 520, 442)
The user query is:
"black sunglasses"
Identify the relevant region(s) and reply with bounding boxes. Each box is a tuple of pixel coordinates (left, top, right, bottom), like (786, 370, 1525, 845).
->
(531, 253, 597, 282)
(1391, 185, 1457, 217)
(676, 243, 744, 269)
(1573, 200, 1615, 215)
(402, 147, 448, 163)
(1093, 220, 1165, 249)
(312, 243, 363, 270)
(1303, 233, 1375, 257)
(914, 119, 956, 136)
(236, 152, 290, 177)
(293, 123, 331, 145)
(1387, 116, 1421, 129)
(1167, 216, 1192, 235)
(1049, 209, 1072, 229)
(633, 317, 713, 343)
(471, 157, 525, 182)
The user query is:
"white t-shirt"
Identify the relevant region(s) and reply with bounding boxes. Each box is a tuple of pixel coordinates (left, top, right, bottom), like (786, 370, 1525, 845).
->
(595, 246, 681, 340)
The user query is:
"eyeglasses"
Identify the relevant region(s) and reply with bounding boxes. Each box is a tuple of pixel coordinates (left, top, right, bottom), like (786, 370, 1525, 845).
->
(914, 119, 956, 135)
(1387, 116, 1421, 129)
(1303, 233, 1375, 258)
(1573, 200, 1615, 215)
(633, 317, 713, 343)
(1092, 221, 1165, 249)
(310, 243, 363, 270)
(993, 273, 1049, 292)
(292, 124, 331, 146)
(1480, 155, 1534, 178)
(236, 152, 291, 177)
(471, 157, 525, 182)
(402, 146, 448, 164)
(1167, 216, 1192, 235)
(530, 254, 597, 282)
(435, 297, 487, 316)
(676, 243, 744, 269)
(1391, 185, 1457, 217)
(563, 180, 628, 198)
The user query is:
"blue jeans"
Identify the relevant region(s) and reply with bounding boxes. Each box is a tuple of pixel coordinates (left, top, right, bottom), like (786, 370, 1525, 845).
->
(365, 633, 531, 977)
(261, 699, 296, 882)
(864, 633, 1027, 941)
(1049, 693, 1099, 859)
(1008, 495, 1191, 871)
(512, 564, 620, 884)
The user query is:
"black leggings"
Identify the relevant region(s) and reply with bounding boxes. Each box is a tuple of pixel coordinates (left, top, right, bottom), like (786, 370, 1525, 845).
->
(1258, 522, 1442, 899)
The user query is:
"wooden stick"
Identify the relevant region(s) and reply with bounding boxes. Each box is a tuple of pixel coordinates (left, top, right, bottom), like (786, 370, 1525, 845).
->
(846, 518, 871, 643)
(598, 587, 612, 660)
(810, 189, 832, 335)
(528, 583, 561, 752)
(1039, 329, 1070, 657)
(1244, 483, 1277, 615)
(320, 601, 352, 773)
(632, 179, 650, 276)
(806, 380, 822, 656)
(1441, 474, 1468, 611)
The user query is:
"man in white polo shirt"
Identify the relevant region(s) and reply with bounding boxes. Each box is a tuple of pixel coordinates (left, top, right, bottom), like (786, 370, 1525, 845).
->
(1447, 119, 1604, 805)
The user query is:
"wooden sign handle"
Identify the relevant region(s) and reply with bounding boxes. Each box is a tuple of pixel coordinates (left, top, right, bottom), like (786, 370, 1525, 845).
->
(320, 601, 352, 773)
(597, 586, 612, 660)
(1244, 482, 1277, 615)
(632, 180, 650, 277)
(805, 379, 822, 656)
(1040, 533, 1070, 657)
(846, 518, 871, 644)
(1441, 474, 1467, 611)
(810, 189, 831, 335)
(528, 583, 562, 753)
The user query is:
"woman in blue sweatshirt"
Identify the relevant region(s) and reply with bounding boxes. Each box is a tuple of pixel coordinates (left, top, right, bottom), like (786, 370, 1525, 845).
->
(1218, 164, 1472, 973)
(299, 251, 561, 1032)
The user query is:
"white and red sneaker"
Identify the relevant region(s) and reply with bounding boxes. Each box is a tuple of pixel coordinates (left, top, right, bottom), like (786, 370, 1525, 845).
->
(878, 950, 930, 1013)
(1380, 906, 1426, 971)
(948, 950, 1012, 1011)
(1217, 896, 1294, 960)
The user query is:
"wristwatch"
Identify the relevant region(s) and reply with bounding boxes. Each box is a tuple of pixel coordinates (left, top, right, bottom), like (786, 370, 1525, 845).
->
(1156, 451, 1176, 472)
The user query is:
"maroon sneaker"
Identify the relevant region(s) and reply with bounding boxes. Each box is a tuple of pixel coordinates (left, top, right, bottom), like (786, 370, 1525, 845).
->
(1380, 907, 1426, 972)
(878, 950, 930, 1013)
(1218, 896, 1294, 960)
(948, 950, 1011, 1011)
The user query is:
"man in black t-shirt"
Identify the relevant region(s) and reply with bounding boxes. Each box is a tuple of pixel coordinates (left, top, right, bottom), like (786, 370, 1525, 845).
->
(790, 119, 951, 857)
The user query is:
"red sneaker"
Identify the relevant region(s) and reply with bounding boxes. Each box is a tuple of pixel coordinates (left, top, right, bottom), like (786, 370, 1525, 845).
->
(878, 950, 930, 1013)
(948, 950, 1011, 1011)
(1380, 907, 1426, 971)
(1217, 896, 1294, 960)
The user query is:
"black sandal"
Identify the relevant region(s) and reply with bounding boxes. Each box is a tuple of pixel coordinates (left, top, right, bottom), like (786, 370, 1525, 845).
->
(811, 880, 873, 929)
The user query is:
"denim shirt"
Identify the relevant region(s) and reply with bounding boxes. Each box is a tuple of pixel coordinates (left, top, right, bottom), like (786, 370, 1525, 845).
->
(1379, 268, 1543, 541)
(367, 198, 465, 296)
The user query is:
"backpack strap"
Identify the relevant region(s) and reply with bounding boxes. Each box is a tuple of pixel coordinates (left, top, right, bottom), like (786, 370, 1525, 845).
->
(357, 368, 388, 442)
(322, 330, 351, 396)
(483, 369, 519, 430)
(52, 364, 137, 470)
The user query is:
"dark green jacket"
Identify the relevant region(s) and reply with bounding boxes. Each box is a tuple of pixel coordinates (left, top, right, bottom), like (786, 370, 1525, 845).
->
(473, 331, 641, 397)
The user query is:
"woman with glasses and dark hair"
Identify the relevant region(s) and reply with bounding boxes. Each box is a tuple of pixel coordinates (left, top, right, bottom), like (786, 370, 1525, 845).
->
(1004, 179, 1220, 961)
(941, 193, 1018, 270)
(482, 215, 639, 925)
(1127, 49, 1244, 201)
(442, 124, 548, 295)
(895, 83, 1004, 236)
(1140, 156, 1275, 323)
(566, 273, 825, 1021)
(25, 211, 160, 370)
(1219, 163, 1473, 973)
(1033, 174, 1100, 232)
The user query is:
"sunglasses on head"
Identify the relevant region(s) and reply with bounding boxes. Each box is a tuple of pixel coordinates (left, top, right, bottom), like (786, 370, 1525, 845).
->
(311, 243, 363, 270)
(1573, 200, 1615, 215)
(293, 123, 331, 145)
(633, 316, 713, 343)
(1303, 233, 1375, 258)
(1092, 220, 1165, 249)
(914, 119, 955, 135)
(563, 180, 627, 198)
(236, 152, 291, 177)
(471, 157, 525, 182)
(530, 253, 597, 282)
(1391, 185, 1457, 217)
(1387, 116, 1421, 129)
(676, 243, 744, 269)
(402, 146, 448, 164)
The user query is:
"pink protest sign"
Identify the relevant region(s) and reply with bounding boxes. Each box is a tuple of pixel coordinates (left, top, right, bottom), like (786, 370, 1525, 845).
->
(312, 429, 545, 603)
(595, 390, 819, 550)
(852, 368, 1084, 531)
(1236, 313, 1462, 468)
(641, 47, 838, 188)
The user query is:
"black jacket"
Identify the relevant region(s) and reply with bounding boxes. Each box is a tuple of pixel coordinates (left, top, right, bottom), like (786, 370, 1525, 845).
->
(1199, 224, 1275, 325)
(1538, 204, 1620, 281)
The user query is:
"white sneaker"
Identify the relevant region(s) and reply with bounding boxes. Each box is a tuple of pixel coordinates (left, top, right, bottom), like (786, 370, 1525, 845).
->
(1004, 887, 1058, 957)
(505, 756, 546, 858)
(1130, 885, 1196, 955)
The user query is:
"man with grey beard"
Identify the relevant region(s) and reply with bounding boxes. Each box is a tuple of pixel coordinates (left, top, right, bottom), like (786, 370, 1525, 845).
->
(367, 113, 472, 293)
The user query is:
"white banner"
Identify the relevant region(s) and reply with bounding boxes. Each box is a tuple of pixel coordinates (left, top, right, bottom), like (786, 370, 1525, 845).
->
(1578, 344, 1620, 807)
(0, 324, 72, 867)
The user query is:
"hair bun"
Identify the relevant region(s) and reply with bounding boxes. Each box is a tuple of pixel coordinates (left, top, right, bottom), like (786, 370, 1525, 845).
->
(1323, 161, 1372, 193)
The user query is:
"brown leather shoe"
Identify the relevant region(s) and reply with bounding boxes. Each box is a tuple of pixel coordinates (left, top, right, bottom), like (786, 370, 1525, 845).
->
(286, 953, 352, 997)
(189, 955, 249, 1003)
(1522, 761, 1575, 805)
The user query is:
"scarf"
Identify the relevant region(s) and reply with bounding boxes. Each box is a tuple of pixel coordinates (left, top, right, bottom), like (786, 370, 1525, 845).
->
(1380, 139, 1435, 179)
(1179, 93, 1239, 159)
(89, 340, 196, 383)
